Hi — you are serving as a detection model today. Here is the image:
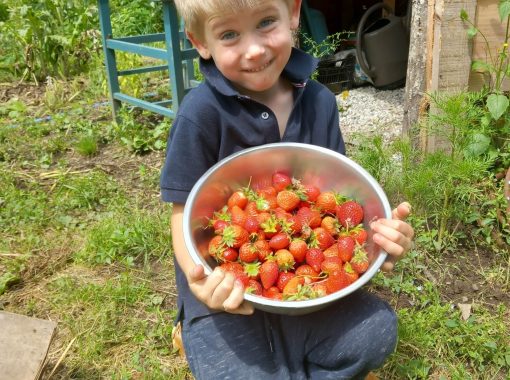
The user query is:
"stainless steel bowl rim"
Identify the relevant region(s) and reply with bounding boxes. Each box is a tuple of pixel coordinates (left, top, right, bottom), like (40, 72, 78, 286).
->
(183, 142, 392, 310)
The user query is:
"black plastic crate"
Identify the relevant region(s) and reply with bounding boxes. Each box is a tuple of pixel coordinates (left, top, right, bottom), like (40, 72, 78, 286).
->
(316, 54, 355, 94)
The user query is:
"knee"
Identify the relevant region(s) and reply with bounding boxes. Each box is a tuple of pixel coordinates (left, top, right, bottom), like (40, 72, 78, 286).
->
(359, 303, 398, 368)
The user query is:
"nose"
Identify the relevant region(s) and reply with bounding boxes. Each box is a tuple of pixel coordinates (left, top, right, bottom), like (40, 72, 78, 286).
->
(244, 38, 265, 60)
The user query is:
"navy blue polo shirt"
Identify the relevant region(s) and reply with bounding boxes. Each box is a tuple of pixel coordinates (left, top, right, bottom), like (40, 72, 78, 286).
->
(160, 47, 346, 321)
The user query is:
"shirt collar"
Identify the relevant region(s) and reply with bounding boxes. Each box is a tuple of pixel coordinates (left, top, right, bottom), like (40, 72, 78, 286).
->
(199, 48, 319, 97)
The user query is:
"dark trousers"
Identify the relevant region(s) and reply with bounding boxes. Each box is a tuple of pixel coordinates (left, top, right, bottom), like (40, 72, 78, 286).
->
(182, 290, 397, 380)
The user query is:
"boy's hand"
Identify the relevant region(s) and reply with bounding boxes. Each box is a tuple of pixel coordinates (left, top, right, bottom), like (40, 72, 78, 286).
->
(188, 264, 255, 315)
(370, 202, 415, 272)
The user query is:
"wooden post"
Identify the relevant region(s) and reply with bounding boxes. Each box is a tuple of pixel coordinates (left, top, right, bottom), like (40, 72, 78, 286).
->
(403, 0, 477, 152)
(402, 0, 430, 141)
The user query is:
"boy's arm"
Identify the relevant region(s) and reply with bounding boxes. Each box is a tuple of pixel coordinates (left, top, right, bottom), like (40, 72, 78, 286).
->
(171, 204, 254, 315)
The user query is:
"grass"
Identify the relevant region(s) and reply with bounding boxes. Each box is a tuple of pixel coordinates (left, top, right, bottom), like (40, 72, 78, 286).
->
(0, 78, 509, 379)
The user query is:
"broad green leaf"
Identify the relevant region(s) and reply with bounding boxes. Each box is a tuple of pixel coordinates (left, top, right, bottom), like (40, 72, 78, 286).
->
(464, 133, 491, 157)
(499, 0, 510, 21)
(467, 26, 478, 38)
(471, 60, 491, 73)
(486, 93, 509, 120)
(460, 9, 468, 21)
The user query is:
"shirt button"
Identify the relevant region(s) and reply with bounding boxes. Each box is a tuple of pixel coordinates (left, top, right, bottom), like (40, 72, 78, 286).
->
(261, 112, 269, 120)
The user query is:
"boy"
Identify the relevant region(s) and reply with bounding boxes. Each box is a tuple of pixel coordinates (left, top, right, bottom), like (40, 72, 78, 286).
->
(160, 0, 415, 378)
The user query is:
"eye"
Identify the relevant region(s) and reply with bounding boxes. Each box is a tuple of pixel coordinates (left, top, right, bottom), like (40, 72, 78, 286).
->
(258, 17, 276, 29)
(220, 31, 238, 40)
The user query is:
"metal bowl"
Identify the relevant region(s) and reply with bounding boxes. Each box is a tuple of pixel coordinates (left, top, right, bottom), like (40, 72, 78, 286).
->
(183, 143, 392, 315)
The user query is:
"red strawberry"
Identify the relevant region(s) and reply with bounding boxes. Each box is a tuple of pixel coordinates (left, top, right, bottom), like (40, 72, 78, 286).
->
(312, 227, 335, 250)
(208, 235, 224, 260)
(311, 281, 328, 297)
(321, 215, 340, 236)
(221, 247, 238, 262)
(337, 235, 355, 262)
(276, 271, 296, 292)
(325, 269, 350, 294)
(239, 242, 258, 263)
(262, 286, 282, 300)
(269, 232, 290, 250)
(245, 201, 259, 216)
(320, 256, 342, 274)
(343, 262, 359, 284)
(253, 239, 272, 261)
(229, 205, 247, 227)
(305, 248, 325, 273)
(227, 190, 248, 209)
(244, 215, 261, 233)
(276, 190, 301, 212)
(282, 276, 305, 298)
(213, 219, 229, 234)
(246, 279, 263, 295)
(243, 262, 261, 280)
(336, 200, 364, 228)
(295, 264, 320, 281)
(288, 238, 308, 263)
(219, 262, 249, 288)
(272, 172, 292, 192)
(260, 260, 279, 289)
(222, 224, 249, 249)
(323, 244, 339, 259)
(296, 207, 322, 229)
(350, 247, 369, 274)
(302, 184, 321, 202)
(315, 191, 338, 214)
(275, 249, 295, 271)
(350, 226, 368, 245)
(287, 214, 303, 235)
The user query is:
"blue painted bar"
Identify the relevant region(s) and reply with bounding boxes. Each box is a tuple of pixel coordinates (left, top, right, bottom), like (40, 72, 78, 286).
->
(98, 0, 121, 120)
(113, 92, 175, 118)
(115, 33, 165, 44)
(118, 65, 169, 76)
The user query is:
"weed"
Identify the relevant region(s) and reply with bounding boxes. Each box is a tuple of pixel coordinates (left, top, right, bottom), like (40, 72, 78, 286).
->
(111, 109, 170, 154)
(75, 205, 172, 266)
(75, 135, 99, 156)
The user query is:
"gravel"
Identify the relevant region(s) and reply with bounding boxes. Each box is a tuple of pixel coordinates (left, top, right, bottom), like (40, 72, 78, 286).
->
(336, 86, 405, 145)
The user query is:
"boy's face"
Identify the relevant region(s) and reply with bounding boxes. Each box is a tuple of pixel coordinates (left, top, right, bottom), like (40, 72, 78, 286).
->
(188, 0, 301, 94)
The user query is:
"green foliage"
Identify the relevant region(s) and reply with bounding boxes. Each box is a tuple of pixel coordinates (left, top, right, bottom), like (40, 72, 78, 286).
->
(461, 1, 510, 171)
(111, 109, 170, 154)
(47, 273, 177, 377)
(391, 304, 510, 379)
(0, 0, 163, 81)
(75, 206, 172, 266)
(75, 135, 99, 156)
(351, 91, 509, 252)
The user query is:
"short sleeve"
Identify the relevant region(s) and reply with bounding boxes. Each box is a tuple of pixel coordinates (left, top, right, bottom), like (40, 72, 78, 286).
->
(160, 114, 219, 204)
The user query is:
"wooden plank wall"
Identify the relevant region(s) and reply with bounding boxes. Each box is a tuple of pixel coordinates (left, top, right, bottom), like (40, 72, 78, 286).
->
(468, 0, 509, 91)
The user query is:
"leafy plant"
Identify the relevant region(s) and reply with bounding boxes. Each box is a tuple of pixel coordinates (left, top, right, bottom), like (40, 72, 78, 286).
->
(461, 1, 510, 171)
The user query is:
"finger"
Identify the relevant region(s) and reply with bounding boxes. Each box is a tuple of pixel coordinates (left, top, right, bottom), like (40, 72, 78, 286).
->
(380, 259, 396, 272)
(188, 264, 206, 283)
(372, 219, 414, 241)
(373, 233, 406, 259)
(210, 272, 236, 307)
(392, 202, 412, 221)
(189, 267, 225, 303)
(223, 280, 254, 315)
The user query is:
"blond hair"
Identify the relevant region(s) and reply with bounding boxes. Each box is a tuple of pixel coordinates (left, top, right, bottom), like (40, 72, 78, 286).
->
(174, 0, 294, 39)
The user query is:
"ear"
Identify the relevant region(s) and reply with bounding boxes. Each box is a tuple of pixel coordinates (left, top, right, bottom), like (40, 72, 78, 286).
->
(186, 31, 211, 60)
(289, 0, 302, 30)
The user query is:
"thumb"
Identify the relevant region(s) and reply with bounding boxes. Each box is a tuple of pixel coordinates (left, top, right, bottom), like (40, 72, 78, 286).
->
(188, 264, 206, 284)
(392, 202, 412, 221)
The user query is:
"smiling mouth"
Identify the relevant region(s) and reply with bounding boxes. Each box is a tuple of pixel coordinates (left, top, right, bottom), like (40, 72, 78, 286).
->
(245, 59, 273, 73)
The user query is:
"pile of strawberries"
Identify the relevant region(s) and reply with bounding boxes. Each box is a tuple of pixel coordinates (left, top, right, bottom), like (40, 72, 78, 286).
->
(207, 171, 371, 301)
